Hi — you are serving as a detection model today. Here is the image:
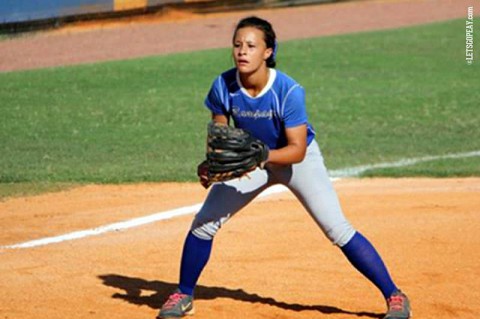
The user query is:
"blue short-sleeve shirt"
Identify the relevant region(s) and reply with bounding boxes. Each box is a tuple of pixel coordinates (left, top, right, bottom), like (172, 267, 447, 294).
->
(204, 68, 316, 150)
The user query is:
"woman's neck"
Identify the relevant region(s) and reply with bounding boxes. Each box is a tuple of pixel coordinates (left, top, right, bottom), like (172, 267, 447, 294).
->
(239, 67, 270, 97)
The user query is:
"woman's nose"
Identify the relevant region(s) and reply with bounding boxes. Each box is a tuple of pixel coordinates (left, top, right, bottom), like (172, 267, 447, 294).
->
(238, 44, 247, 55)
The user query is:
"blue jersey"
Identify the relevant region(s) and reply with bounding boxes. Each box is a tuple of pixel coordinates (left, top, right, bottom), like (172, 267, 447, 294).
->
(204, 68, 316, 150)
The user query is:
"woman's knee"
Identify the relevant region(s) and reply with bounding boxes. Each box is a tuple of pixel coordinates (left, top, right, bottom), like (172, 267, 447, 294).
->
(326, 221, 356, 247)
(191, 219, 222, 240)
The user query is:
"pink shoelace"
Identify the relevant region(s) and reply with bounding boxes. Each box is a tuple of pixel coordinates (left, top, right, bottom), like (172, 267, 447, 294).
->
(388, 295, 405, 312)
(163, 293, 186, 310)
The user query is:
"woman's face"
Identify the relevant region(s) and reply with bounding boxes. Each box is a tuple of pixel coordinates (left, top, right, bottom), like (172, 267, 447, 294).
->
(232, 27, 272, 74)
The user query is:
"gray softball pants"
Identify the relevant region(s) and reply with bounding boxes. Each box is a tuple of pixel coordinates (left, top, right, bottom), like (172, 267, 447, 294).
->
(191, 140, 356, 247)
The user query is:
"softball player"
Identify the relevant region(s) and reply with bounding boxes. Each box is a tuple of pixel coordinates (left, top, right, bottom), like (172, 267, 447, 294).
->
(158, 16, 411, 319)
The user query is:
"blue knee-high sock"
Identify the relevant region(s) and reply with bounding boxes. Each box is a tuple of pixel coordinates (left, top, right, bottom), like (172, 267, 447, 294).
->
(178, 232, 213, 296)
(341, 232, 397, 299)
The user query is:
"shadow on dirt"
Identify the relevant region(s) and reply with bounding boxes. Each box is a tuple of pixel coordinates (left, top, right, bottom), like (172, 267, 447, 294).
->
(98, 274, 383, 318)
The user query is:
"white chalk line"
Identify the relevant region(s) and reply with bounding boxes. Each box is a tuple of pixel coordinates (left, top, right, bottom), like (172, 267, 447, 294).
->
(329, 150, 480, 178)
(2, 150, 479, 250)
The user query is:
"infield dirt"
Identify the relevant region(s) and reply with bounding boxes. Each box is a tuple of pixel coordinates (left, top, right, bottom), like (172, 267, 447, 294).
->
(1, 0, 479, 318)
(0, 0, 473, 72)
(1, 178, 479, 318)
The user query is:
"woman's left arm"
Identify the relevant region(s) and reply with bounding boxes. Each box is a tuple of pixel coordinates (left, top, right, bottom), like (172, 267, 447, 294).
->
(266, 124, 307, 165)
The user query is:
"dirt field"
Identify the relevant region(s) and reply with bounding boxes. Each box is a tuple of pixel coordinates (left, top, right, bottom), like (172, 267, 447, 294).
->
(1, 178, 479, 318)
(0, 0, 473, 72)
(1, 0, 479, 318)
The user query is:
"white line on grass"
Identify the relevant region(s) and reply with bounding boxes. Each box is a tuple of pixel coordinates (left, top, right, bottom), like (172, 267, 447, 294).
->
(329, 150, 480, 178)
(2, 150, 479, 250)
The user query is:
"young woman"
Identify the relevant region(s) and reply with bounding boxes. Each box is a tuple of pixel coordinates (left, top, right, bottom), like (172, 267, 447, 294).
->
(158, 16, 411, 319)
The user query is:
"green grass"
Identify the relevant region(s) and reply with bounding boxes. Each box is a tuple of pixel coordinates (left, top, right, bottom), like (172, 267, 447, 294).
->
(0, 182, 79, 200)
(0, 18, 479, 198)
(1, 52, 231, 184)
(280, 19, 480, 168)
(361, 156, 480, 177)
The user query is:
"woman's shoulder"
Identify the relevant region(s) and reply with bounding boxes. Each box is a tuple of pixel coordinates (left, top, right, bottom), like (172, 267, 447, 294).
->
(218, 68, 237, 83)
(209, 68, 238, 92)
(273, 69, 302, 92)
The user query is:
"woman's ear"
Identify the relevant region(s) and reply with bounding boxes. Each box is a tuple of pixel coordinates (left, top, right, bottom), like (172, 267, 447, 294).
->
(264, 47, 273, 61)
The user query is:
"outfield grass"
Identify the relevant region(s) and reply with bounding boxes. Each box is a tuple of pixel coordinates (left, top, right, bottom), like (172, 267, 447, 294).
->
(0, 182, 79, 199)
(361, 156, 480, 178)
(0, 19, 479, 198)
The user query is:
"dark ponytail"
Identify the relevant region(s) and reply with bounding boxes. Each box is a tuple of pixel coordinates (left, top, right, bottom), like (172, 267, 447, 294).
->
(233, 16, 277, 68)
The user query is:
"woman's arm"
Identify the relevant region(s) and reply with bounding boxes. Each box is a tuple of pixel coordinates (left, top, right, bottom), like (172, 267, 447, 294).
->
(267, 124, 307, 165)
(212, 114, 228, 125)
